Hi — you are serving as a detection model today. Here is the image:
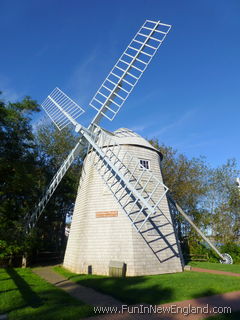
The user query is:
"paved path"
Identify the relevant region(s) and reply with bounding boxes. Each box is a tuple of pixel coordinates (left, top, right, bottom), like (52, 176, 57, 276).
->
(33, 267, 122, 307)
(83, 291, 240, 320)
(191, 267, 240, 277)
(33, 267, 240, 320)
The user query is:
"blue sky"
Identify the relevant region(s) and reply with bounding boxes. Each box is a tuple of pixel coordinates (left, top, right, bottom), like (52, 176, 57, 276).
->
(0, 0, 239, 169)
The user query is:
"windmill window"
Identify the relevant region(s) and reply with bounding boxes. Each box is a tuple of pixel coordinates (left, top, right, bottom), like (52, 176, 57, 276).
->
(139, 159, 150, 170)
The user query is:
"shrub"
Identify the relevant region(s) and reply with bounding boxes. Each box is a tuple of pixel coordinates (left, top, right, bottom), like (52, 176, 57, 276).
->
(220, 242, 240, 264)
(181, 239, 219, 263)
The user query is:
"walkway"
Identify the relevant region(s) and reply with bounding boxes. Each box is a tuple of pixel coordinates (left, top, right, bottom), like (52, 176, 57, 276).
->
(33, 266, 122, 307)
(33, 266, 240, 320)
(83, 291, 240, 320)
(191, 266, 240, 277)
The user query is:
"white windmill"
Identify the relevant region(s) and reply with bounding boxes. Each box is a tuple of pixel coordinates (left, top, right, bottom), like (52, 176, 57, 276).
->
(27, 20, 232, 275)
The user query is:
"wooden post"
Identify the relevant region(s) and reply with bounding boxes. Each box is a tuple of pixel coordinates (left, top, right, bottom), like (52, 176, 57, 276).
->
(22, 253, 27, 268)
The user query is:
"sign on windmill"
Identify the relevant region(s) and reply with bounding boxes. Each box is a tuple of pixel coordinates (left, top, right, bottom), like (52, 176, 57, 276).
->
(26, 19, 233, 275)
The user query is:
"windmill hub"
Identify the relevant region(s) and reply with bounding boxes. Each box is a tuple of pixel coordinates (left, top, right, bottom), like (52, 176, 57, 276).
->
(75, 123, 82, 133)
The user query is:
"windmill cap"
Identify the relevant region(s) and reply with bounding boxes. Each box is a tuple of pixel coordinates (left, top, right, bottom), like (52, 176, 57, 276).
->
(113, 128, 163, 159)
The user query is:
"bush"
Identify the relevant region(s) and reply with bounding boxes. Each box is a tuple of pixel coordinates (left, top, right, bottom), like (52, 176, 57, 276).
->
(0, 240, 22, 258)
(181, 239, 219, 263)
(220, 242, 240, 264)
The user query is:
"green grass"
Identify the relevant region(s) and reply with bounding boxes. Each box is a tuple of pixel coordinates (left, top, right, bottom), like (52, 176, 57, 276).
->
(188, 262, 240, 273)
(54, 266, 240, 305)
(0, 268, 94, 320)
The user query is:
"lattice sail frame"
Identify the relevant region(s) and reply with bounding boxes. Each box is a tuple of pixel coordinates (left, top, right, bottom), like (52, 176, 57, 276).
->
(41, 87, 85, 130)
(90, 20, 171, 122)
(29, 19, 172, 230)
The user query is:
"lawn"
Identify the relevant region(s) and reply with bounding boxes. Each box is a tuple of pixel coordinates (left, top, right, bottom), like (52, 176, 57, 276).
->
(54, 266, 240, 305)
(0, 268, 94, 320)
(188, 262, 240, 274)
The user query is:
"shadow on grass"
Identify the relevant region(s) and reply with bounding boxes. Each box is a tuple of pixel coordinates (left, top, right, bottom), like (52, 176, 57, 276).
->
(69, 275, 174, 305)
(1, 268, 94, 319)
(5, 268, 42, 308)
(0, 278, 11, 281)
(192, 288, 217, 299)
(0, 288, 17, 294)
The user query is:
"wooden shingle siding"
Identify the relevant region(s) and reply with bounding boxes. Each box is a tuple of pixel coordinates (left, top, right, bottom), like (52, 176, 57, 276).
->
(63, 129, 183, 275)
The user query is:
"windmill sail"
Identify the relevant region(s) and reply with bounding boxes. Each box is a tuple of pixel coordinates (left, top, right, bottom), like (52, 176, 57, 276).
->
(90, 20, 171, 125)
(25, 89, 86, 231)
(29, 18, 172, 230)
(26, 139, 85, 231)
(41, 87, 85, 130)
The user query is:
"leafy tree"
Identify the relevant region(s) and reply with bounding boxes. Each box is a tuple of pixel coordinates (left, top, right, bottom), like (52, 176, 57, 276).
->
(0, 93, 42, 259)
(149, 138, 240, 261)
(149, 139, 218, 259)
(149, 139, 209, 230)
(0, 91, 82, 262)
(34, 122, 82, 254)
(206, 159, 240, 244)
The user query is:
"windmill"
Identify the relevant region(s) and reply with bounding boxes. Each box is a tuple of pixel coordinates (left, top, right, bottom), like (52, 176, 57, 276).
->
(27, 20, 232, 274)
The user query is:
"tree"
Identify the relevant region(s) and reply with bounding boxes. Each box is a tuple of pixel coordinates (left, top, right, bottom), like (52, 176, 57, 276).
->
(149, 138, 240, 260)
(148, 139, 217, 258)
(0, 93, 42, 259)
(149, 140, 209, 224)
(205, 159, 240, 244)
(34, 122, 82, 254)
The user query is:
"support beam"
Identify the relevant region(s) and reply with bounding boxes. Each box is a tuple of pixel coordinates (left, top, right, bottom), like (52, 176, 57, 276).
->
(168, 195, 224, 260)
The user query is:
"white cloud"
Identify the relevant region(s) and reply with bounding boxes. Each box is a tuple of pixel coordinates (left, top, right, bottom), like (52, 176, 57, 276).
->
(0, 75, 22, 102)
(148, 108, 197, 138)
(129, 124, 148, 132)
(66, 49, 100, 108)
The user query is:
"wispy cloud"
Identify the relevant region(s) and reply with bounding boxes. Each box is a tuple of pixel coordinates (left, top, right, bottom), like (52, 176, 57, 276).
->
(128, 119, 160, 133)
(148, 108, 197, 138)
(129, 124, 148, 132)
(127, 89, 160, 110)
(173, 132, 219, 152)
(66, 49, 100, 108)
(0, 75, 22, 102)
(178, 140, 216, 150)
